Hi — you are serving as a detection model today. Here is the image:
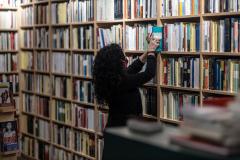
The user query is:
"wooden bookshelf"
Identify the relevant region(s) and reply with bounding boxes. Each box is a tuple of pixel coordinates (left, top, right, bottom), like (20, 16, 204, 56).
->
(16, 0, 240, 160)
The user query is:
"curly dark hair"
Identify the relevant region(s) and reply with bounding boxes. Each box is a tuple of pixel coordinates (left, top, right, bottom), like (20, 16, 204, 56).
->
(93, 44, 125, 105)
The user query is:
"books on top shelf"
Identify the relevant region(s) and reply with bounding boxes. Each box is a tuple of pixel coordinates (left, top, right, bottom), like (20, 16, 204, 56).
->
(35, 118, 50, 141)
(163, 22, 200, 52)
(52, 27, 70, 49)
(51, 2, 71, 24)
(23, 73, 33, 91)
(35, 28, 49, 48)
(0, 0, 19, 7)
(204, 0, 240, 13)
(72, 104, 94, 131)
(72, 25, 94, 50)
(21, 51, 33, 70)
(97, 0, 123, 20)
(36, 51, 49, 72)
(0, 32, 18, 50)
(0, 74, 19, 94)
(35, 4, 49, 24)
(203, 18, 240, 53)
(126, 0, 157, 19)
(0, 53, 18, 72)
(22, 29, 33, 48)
(72, 0, 94, 22)
(72, 53, 93, 78)
(21, 6, 33, 26)
(35, 141, 49, 160)
(73, 130, 95, 157)
(162, 91, 199, 121)
(73, 79, 94, 104)
(0, 11, 17, 29)
(52, 100, 71, 125)
(162, 57, 200, 88)
(35, 74, 50, 95)
(53, 76, 71, 99)
(97, 24, 123, 48)
(52, 52, 71, 74)
(203, 58, 240, 93)
(98, 111, 108, 133)
(140, 87, 157, 117)
(52, 123, 72, 148)
(161, 0, 200, 17)
(52, 147, 72, 160)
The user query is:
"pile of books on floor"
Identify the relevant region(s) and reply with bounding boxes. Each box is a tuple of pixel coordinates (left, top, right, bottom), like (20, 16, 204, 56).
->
(170, 96, 240, 156)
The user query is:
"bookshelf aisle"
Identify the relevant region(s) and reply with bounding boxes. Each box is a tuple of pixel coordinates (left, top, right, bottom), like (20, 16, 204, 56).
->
(15, 0, 240, 160)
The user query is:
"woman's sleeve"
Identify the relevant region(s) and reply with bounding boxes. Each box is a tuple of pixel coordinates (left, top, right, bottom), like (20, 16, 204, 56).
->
(121, 55, 156, 89)
(126, 58, 144, 74)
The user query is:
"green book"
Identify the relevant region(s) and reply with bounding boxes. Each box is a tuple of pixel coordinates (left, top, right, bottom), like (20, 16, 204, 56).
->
(152, 26, 163, 52)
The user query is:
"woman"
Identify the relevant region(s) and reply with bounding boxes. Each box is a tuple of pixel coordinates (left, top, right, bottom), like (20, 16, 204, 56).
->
(93, 35, 159, 128)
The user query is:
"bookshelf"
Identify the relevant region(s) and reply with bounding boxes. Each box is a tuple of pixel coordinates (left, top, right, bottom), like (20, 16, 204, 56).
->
(16, 0, 240, 160)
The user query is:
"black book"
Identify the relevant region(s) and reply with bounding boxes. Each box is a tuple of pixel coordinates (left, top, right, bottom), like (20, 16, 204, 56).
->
(224, 18, 231, 52)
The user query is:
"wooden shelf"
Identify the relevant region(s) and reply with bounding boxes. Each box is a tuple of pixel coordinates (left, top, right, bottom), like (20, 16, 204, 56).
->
(35, 70, 50, 75)
(21, 26, 34, 29)
(22, 111, 50, 121)
(160, 118, 181, 125)
(125, 18, 157, 23)
(96, 20, 123, 24)
(71, 150, 96, 160)
(0, 7, 17, 11)
(0, 50, 18, 53)
(71, 21, 95, 26)
(52, 48, 71, 52)
(51, 24, 70, 27)
(22, 90, 35, 95)
(124, 50, 145, 54)
(160, 15, 200, 21)
(72, 100, 95, 108)
(72, 125, 95, 134)
(0, 150, 18, 156)
(161, 51, 200, 56)
(20, 3, 33, 7)
(52, 72, 72, 77)
(35, 48, 49, 51)
(34, 0, 49, 5)
(202, 12, 240, 18)
(34, 92, 51, 97)
(160, 85, 200, 92)
(202, 52, 240, 57)
(143, 114, 158, 120)
(202, 89, 237, 96)
(72, 49, 95, 52)
(34, 24, 49, 28)
(21, 48, 34, 51)
(72, 75, 93, 80)
(0, 29, 18, 32)
(0, 71, 18, 75)
(21, 152, 37, 160)
(143, 83, 158, 88)
(21, 69, 34, 73)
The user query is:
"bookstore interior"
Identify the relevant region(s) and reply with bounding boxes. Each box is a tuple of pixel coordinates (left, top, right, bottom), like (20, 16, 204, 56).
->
(0, 0, 240, 159)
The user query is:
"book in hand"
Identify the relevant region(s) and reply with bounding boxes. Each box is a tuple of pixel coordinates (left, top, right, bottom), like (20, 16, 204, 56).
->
(0, 83, 12, 105)
(152, 26, 163, 52)
(0, 121, 18, 152)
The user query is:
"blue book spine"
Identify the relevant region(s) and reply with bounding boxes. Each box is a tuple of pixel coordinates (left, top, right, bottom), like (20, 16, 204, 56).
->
(196, 23, 200, 52)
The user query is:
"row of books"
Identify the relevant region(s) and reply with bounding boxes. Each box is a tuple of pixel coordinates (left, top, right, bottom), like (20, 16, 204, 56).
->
(204, 0, 240, 13)
(0, 32, 18, 50)
(23, 73, 33, 91)
(72, 53, 93, 78)
(98, 139, 104, 160)
(0, 74, 19, 94)
(73, 79, 94, 104)
(126, 23, 154, 51)
(140, 87, 157, 116)
(203, 59, 240, 93)
(21, 51, 33, 70)
(0, 53, 18, 72)
(97, 25, 123, 48)
(52, 52, 71, 74)
(35, 28, 49, 48)
(21, 6, 33, 26)
(35, 119, 50, 141)
(52, 123, 71, 148)
(51, 2, 71, 24)
(98, 111, 108, 133)
(126, 0, 157, 19)
(22, 29, 33, 48)
(161, 0, 200, 17)
(35, 141, 50, 160)
(162, 57, 200, 88)
(73, 130, 95, 157)
(72, 0, 94, 22)
(72, 104, 94, 130)
(0, 11, 17, 29)
(163, 22, 200, 52)
(97, 0, 123, 20)
(36, 51, 49, 72)
(72, 26, 94, 49)
(162, 92, 199, 121)
(35, 74, 50, 94)
(22, 93, 33, 114)
(52, 27, 70, 49)
(52, 100, 71, 125)
(22, 115, 34, 134)
(203, 18, 240, 52)
(21, 136, 34, 158)
(0, 0, 19, 7)
(35, 4, 49, 24)
(52, 147, 71, 160)
(53, 76, 71, 99)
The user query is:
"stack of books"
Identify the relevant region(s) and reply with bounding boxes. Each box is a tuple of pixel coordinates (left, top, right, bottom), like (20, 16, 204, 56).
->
(170, 97, 240, 156)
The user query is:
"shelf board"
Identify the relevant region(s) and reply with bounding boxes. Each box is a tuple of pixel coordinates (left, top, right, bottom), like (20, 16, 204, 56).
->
(21, 47, 34, 51)
(0, 7, 17, 10)
(72, 75, 93, 80)
(0, 50, 18, 53)
(52, 48, 71, 52)
(52, 96, 72, 102)
(202, 12, 240, 18)
(0, 29, 18, 32)
(35, 48, 50, 51)
(52, 120, 72, 128)
(34, 92, 51, 97)
(71, 21, 95, 26)
(125, 18, 157, 23)
(143, 114, 158, 120)
(96, 20, 123, 24)
(0, 71, 18, 75)
(22, 131, 35, 139)
(160, 118, 181, 125)
(52, 143, 72, 153)
(97, 132, 103, 137)
(52, 72, 72, 77)
(21, 25, 34, 29)
(143, 83, 158, 88)
(202, 52, 240, 57)
(34, 0, 49, 5)
(35, 70, 50, 75)
(72, 125, 95, 134)
(72, 100, 95, 108)
(22, 111, 51, 121)
(160, 15, 200, 21)
(71, 150, 96, 160)
(51, 23, 70, 27)
(0, 150, 18, 156)
(161, 51, 200, 55)
(22, 90, 35, 95)
(124, 50, 145, 54)
(21, 152, 37, 160)
(202, 89, 237, 96)
(35, 136, 51, 144)
(160, 85, 200, 92)
(34, 24, 49, 28)
(72, 49, 95, 52)
(21, 69, 34, 73)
